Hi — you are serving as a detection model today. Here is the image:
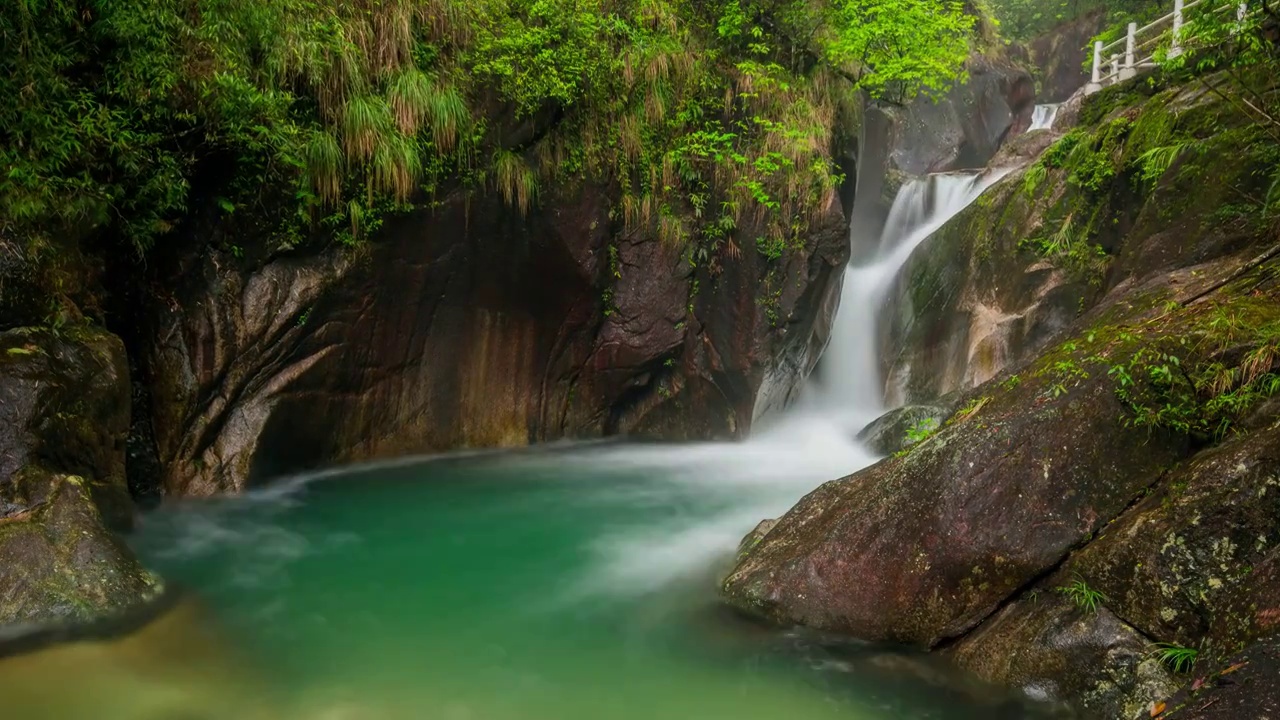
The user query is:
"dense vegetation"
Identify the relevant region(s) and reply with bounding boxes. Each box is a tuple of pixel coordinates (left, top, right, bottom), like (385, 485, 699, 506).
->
(985, 0, 1162, 41)
(1, 0, 975, 292)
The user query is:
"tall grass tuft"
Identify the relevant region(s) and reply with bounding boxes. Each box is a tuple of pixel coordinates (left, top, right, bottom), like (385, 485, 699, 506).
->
(423, 82, 469, 153)
(387, 69, 436, 135)
(493, 149, 537, 215)
(341, 95, 394, 161)
(302, 129, 345, 204)
(371, 133, 422, 202)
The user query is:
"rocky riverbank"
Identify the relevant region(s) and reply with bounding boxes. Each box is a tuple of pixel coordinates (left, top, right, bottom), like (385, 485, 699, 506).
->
(723, 69, 1280, 718)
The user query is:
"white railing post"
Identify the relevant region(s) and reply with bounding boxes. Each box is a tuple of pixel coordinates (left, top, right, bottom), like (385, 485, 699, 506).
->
(1110, 54, 1121, 85)
(1170, 0, 1185, 58)
(1086, 40, 1104, 94)
(1235, 1, 1248, 33)
(1121, 22, 1138, 79)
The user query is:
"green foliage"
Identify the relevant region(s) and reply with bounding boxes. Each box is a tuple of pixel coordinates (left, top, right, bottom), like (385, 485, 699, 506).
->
(1266, 167, 1280, 218)
(905, 417, 941, 444)
(1041, 131, 1084, 169)
(2, 0, 979, 292)
(1134, 142, 1193, 185)
(1152, 643, 1199, 673)
(1058, 576, 1108, 613)
(1023, 163, 1048, 195)
(1018, 217, 1108, 278)
(1153, 0, 1280, 144)
(1098, 292, 1280, 440)
(822, 0, 974, 102)
(988, 0, 1162, 41)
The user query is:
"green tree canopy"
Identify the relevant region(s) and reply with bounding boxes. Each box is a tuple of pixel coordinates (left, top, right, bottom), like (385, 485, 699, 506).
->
(1, 0, 977, 263)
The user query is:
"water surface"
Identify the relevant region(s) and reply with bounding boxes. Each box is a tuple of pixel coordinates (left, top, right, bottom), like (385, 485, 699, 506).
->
(125, 436, 1050, 720)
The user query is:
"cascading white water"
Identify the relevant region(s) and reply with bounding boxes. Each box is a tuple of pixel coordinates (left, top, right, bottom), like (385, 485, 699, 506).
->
(561, 168, 1011, 592)
(809, 171, 1008, 432)
(1029, 103, 1060, 131)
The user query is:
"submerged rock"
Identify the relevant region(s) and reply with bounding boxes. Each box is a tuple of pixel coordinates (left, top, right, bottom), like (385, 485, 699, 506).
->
(0, 594, 278, 720)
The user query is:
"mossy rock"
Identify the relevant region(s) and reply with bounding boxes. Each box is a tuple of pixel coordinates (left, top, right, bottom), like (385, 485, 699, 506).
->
(0, 472, 161, 626)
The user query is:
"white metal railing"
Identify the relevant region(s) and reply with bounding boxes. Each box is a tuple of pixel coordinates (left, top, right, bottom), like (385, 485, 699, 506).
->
(1085, 0, 1255, 94)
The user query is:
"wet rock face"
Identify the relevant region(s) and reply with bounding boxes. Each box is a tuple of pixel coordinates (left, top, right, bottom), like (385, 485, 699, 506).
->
(880, 175, 1085, 407)
(0, 328, 132, 529)
(884, 55, 1036, 176)
(0, 327, 157, 626)
(855, 401, 957, 457)
(146, 184, 848, 494)
(949, 593, 1177, 719)
(1159, 635, 1280, 719)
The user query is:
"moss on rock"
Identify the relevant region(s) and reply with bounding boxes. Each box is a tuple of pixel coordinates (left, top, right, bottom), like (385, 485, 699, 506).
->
(0, 471, 161, 626)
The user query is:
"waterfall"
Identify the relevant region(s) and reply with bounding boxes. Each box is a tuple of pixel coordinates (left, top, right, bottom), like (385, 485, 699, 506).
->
(1029, 104, 1060, 132)
(808, 170, 1008, 432)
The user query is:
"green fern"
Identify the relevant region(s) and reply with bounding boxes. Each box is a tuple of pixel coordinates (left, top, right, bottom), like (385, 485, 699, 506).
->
(1266, 166, 1280, 217)
(1137, 142, 1192, 184)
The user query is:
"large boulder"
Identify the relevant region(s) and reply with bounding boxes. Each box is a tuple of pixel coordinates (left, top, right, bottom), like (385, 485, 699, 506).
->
(854, 401, 958, 456)
(0, 472, 160, 626)
(885, 55, 1036, 176)
(144, 181, 849, 495)
(721, 245, 1278, 647)
(1065, 421, 1280, 659)
(0, 326, 158, 626)
(1159, 635, 1280, 719)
